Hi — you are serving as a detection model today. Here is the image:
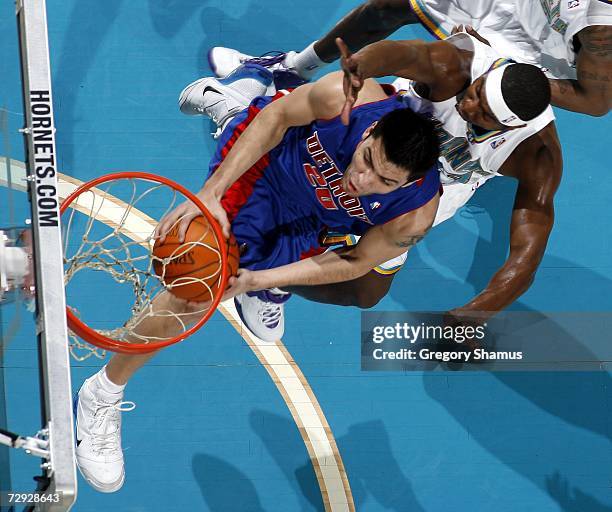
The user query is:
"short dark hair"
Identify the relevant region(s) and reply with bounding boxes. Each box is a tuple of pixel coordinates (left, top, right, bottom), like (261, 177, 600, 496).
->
(501, 64, 551, 121)
(370, 108, 440, 182)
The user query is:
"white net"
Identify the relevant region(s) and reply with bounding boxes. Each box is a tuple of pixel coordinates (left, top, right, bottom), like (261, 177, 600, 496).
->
(62, 175, 225, 360)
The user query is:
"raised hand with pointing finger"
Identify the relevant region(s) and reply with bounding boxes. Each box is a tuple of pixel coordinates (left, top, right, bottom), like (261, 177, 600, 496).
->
(336, 37, 367, 126)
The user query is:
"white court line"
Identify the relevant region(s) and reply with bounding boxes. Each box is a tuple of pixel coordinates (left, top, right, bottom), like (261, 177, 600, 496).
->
(0, 159, 355, 512)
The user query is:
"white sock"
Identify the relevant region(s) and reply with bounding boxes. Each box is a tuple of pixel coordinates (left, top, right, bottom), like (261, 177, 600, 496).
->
(96, 366, 126, 394)
(286, 42, 326, 79)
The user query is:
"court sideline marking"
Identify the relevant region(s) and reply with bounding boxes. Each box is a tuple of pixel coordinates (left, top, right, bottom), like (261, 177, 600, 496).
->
(0, 159, 355, 512)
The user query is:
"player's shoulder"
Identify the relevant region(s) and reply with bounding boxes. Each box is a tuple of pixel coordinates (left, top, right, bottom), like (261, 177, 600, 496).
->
(577, 24, 612, 59)
(306, 72, 351, 118)
(383, 191, 440, 236)
(424, 40, 471, 92)
(309, 72, 345, 101)
(427, 39, 465, 63)
(309, 71, 389, 118)
(502, 122, 562, 180)
(401, 37, 464, 67)
(518, 122, 561, 159)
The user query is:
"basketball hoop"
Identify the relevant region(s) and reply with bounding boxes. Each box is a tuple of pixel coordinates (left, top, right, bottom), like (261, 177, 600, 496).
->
(60, 172, 230, 358)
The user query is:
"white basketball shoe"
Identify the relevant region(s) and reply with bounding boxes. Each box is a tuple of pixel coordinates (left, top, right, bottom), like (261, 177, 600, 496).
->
(178, 63, 273, 136)
(74, 373, 135, 493)
(208, 48, 297, 78)
(207, 48, 308, 91)
(235, 289, 291, 342)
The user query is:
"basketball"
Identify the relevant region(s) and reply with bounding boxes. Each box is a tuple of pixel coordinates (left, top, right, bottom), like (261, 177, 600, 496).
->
(152, 216, 239, 302)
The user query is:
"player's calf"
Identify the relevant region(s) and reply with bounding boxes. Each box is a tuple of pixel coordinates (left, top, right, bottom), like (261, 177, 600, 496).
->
(75, 291, 204, 492)
(363, 0, 420, 30)
(288, 270, 395, 308)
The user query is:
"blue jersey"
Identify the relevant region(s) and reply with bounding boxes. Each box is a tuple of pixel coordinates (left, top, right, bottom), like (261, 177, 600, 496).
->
(251, 93, 440, 236)
(208, 92, 440, 271)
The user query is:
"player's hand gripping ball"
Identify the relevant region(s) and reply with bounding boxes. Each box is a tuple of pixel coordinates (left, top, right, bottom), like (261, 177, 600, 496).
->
(152, 216, 239, 302)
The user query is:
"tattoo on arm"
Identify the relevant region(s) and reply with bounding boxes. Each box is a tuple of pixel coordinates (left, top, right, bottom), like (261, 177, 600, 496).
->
(551, 79, 574, 94)
(549, 26, 612, 113)
(577, 69, 611, 83)
(394, 234, 424, 248)
(580, 26, 612, 59)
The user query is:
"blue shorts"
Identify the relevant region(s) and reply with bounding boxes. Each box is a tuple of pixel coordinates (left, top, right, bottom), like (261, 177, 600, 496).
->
(207, 97, 416, 276)
(207, 103, 326, 271)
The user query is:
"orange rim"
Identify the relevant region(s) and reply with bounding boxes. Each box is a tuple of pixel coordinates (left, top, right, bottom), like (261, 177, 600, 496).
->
(60, 171, 229, 354)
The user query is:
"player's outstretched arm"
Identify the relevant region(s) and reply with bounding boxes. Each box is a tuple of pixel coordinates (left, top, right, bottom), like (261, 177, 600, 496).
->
(337, 37, 463, 123)
(226, 193, 439, 296)
(451, 124, 562, 320)
(339, 38, 444, 84)
(548, 25, 612, 116)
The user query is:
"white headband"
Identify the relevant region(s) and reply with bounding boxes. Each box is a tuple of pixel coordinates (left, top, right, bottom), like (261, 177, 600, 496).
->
(484, 65, 525, 127)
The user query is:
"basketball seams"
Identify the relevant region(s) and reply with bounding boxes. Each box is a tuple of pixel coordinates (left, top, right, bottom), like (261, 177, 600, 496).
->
(164, 260, 223, 279)
(152, 215, 239, 301)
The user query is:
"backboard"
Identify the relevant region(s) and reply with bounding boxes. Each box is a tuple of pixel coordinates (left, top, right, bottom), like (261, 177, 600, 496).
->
(0, 0, 77, 510)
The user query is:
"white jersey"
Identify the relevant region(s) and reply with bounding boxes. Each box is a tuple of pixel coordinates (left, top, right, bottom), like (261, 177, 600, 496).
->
(516, 0, 612, 77)
(393, 33, 555, 189)
(409, 0, 612, 79)
(356, 32, 557, 274)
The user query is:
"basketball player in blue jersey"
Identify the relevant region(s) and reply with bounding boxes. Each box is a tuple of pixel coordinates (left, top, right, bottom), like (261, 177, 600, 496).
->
(72, 33, 557, 491)
(209, 0, 611, 117)
(194, 32, 561, 339)
(72, 68, 442, 493)
(71, 47, 557, 491)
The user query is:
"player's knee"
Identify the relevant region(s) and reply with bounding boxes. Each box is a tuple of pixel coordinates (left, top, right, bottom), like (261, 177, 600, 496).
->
(355, 292, 382, 309)
(354, 284, 389, 308)
(350, 271, 394, 308)
(588, 103, 610, 117)
(363, 0, 415, 29)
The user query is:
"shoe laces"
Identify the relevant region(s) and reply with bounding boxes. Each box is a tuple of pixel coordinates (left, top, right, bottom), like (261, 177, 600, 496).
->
(90, 399, 135, 455)
(243, 51, 287, 68)
(258, 300, 283, 328)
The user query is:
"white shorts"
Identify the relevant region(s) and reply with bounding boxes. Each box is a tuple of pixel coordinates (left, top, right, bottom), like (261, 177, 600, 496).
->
(408, 0, 582, 78)
(588, 0, 612, 26)
(408, 0, 540, 62)
(432, 177, 493, 226)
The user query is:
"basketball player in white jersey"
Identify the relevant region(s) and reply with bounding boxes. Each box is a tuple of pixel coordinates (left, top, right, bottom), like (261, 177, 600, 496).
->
(209, 0, 611, 116)
(278, 33, 562, 331)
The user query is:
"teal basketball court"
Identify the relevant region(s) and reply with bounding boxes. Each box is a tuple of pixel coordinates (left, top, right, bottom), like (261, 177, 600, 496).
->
(1, 1, 610, 511)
